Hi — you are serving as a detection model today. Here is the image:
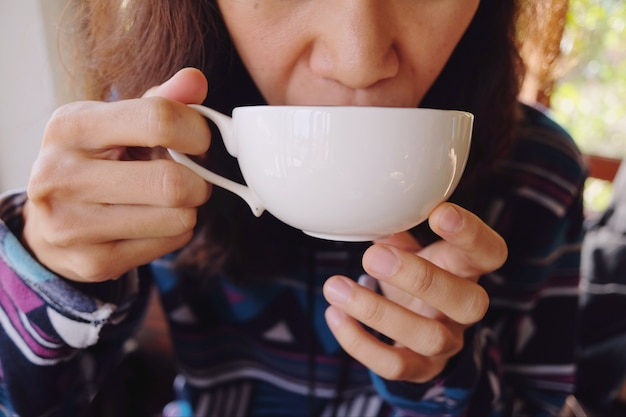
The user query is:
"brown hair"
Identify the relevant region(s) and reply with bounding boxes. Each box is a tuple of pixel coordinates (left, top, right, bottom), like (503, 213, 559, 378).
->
(63, 0, 535, 280)
(64, 0, 221, 100)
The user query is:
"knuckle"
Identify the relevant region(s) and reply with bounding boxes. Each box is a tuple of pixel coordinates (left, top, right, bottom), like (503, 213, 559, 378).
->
(43, 101, 99, 147)
(45, 217, 83, 249)
(448, 334, 465, 357)
(175, 230, 195, 249)
(26, 166, 51, 203)
(174, 208, 198, 233)
(381, 354, 411, 381)
(359, 300, 387, 326)
(144, 97, 180, 147)
(46, 229, 73, 249)
(420, 321, 451, 356)
(72, 257, 113, 282)
(44, 103, 83, 142)
(28, 150, 85, 206)
(68, 247, 123, 283)
(341, 333, 363, 356)
(461, 285, 490, 324)
(408, 261, 437, 296)
(156, 161, 191, 206)
(27, 154, 66, 202)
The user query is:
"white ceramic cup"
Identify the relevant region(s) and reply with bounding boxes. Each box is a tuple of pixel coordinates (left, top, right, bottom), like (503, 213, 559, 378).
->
(168, 105, 473, 241)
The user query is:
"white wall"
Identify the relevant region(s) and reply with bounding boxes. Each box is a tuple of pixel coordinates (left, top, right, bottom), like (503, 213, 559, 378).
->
(0, 1, 67, 192)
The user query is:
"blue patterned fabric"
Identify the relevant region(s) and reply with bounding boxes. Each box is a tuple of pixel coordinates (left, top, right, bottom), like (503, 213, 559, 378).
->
(0, 103, 588, 416)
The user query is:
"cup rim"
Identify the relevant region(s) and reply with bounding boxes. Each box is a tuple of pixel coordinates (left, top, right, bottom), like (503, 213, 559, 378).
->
(233, 105, 473, 118)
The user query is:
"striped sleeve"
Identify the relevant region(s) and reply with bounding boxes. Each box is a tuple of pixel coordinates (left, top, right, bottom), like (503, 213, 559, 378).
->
(0, 190, 149, 416)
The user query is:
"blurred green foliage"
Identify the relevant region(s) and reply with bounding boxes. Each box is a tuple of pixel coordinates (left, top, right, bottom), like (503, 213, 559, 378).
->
(550, 0, 625, 211)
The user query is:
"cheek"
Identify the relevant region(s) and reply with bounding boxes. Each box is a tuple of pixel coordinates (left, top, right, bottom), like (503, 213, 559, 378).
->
(409, 7, 478, 87)
(236, 41, 299, 104)
(218, 0, 311, 104)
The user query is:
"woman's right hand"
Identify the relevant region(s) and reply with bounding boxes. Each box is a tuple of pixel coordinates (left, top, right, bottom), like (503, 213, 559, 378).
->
(22, 68, 213, 282)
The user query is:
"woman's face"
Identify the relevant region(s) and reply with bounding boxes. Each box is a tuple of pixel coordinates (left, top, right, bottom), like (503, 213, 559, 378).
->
(217, 0, 480, 107)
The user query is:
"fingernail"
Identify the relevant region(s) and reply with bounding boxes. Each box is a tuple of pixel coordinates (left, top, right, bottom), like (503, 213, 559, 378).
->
(439, 205, 463, 233)
(367, 246, 399, 277)
(325, 307, 345, 328)
(325, 278, 352, 304)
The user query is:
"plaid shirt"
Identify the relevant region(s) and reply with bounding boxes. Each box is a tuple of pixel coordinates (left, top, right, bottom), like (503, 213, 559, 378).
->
(0, 103, 587, 417)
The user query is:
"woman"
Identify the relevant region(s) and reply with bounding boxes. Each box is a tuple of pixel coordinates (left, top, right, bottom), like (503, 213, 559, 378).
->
(0, 0, 585, 415)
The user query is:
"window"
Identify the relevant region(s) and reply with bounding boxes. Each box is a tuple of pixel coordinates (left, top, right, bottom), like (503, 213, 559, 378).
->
(551, 0, 626, 161)
(518, 0, 626, 211)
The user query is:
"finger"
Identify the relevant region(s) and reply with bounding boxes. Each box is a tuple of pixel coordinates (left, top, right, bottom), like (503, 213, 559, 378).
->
(324, 306, 441, 383)
(30, 154, 211, 207)
(143, 67, 208, 104)
(23, 199, 194, 282)
(44, 97, 211, 155)
(324, 276, 463, 355)
(49, 234, 194, 283)
(36, 204, 200, 246)
(362, 246, 489, 324)
(425, 203, 508, 276)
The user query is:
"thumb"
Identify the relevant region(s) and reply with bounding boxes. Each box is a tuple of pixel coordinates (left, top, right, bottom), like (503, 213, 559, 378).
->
(143, 67, 208, 104)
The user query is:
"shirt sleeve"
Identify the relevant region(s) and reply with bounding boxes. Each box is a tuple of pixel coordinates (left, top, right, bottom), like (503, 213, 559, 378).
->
(0, 190, 151, 416)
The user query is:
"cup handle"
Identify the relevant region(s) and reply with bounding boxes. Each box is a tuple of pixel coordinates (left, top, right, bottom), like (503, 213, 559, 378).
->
(166, 104, 265, 217)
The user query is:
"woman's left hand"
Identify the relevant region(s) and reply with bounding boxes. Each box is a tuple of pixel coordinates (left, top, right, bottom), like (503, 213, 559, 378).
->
(323, 202, 507, 383)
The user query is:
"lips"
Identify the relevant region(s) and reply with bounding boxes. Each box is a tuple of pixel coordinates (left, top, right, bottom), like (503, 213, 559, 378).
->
(284, 86, 423, 108)
(271, 73, 425, 108)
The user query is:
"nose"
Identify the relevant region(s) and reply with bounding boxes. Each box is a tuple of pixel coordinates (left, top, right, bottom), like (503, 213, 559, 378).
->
(309, 1, 400, 90)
